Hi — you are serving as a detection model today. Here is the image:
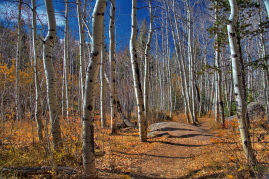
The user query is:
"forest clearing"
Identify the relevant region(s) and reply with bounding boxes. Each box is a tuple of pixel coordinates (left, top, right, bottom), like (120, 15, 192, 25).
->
(1, 114, 269, 178)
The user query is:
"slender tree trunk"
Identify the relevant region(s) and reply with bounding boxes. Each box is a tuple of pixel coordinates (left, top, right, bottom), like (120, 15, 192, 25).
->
(16, 0, 22, 121)
(262, 0, 269, 123)
(130, 0, 147, 142)
(32, 0, 43, 141)
(100, 19, 105, 128)
(143, 0, 153, 123)
(214, 3, 225, 126)
(168, 0, 193, 123)
(76, 0, 86, 117)
(227, 0, 257, 166)
(109, 0, 117, 133)
(43, 0, 62, 150)
(82, 0, 106, 177)
(186, 3, 197, 124)
(62, 0, 69, 119)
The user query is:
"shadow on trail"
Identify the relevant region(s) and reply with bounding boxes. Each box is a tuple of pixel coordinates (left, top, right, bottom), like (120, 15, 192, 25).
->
(149, 141, 210, 147)
(155, 127, 196, 131)
(114, 151, 192, 159)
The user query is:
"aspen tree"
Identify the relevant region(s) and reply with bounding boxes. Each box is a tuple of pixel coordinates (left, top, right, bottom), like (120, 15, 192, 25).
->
(186, 2, 198, 124)
(82, 0, 106, 177)
(109, 0, 117, 133)
(32, 0, 43, 141)
(76, 0, 86, 116)
(143, 0, 153, 122)
(43, 0, 62, 150)
(168, 0, 194, 124)
(62, 0, 70, 119)
(263, 0, 269, 123)
(15, 0, 22, 121)
(100, 22, 106, 128)
(130, 0, 147, 142)
(214, 1, 225, 126)
(227, 0, 257, 166)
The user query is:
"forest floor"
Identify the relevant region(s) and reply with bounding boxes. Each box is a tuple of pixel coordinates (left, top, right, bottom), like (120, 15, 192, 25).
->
(96, 116, 269, 179)
(1, 115, 269, 178)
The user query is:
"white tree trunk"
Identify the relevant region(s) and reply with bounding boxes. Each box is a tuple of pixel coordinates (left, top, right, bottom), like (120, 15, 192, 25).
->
(186, 2, 198, 124)
(214, 3, 225, 126)
(62, 0, 69, 119)
(32, 0, 43, 141)
(100, 27, 106, 128)
(143, 0, 153, 121)
(169, 0, 193, 123)
(43, 0, 62, 150)
(227, 0, 257, 166)
(130, 0, 147, 142)
(82, 0, 106, 177)
(76, 0, 86, 117)
(109, 0, 117, 133)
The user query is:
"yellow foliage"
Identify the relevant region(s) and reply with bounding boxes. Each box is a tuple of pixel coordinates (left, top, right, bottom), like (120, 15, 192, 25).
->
(227, 174, 234, 178)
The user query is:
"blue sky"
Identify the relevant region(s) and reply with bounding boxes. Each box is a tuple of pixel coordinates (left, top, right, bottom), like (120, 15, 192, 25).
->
(0, 0, 150, 50)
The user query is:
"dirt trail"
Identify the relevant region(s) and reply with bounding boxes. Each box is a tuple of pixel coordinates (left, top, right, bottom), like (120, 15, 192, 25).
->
(129, 119, 219, 179)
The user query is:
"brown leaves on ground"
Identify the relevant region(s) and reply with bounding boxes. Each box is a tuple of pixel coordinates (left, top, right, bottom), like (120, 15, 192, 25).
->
(1, 116, 269, 178)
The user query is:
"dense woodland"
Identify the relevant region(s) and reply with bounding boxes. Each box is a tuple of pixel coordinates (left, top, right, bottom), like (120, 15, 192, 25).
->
(1, 0, 269, 178)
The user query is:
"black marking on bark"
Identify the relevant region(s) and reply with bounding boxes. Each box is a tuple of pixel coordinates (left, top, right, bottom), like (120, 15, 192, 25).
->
(232, 54, 238, 57)
(113, 99, 117, 105)
(234, 93, 238, 96)
(91, 51, 99, 57)
(82, 118, 89, 121)
(138, 112, 142, 115)
(113, 79, 116, 83)
(229, 32, 235, 37)
(244, 140, 248, 146)
(87, 105, 93, 111)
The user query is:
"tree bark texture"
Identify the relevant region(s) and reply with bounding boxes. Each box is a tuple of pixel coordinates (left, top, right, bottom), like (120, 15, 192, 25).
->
(143, 0, 153, 120)
(16, 0, 22, 121)
(76, 0, 86, 117)
(130, 0, 147, 142)
(63, 0, 70, 119)
(43, 0, 62, 150)
(82, 0, 106, 177)
(32, 0, 43, 141)
(109, 0, 117, 133)
(227, 0, 257, 166)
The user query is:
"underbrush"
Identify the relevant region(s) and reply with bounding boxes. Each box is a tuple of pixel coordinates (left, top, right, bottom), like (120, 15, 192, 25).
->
(0, 116, 269, 178)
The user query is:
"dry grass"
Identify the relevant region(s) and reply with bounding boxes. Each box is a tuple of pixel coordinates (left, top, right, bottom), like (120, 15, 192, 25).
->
(0, 115, 269, 178)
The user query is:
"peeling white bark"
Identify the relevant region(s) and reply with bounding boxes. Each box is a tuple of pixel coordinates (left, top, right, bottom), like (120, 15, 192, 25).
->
(143, 0, 153, 120)
(130, 0, 147, 142)
(82, 0, 106, 177)
(43, 0, 62, 150)
(227, 0, 257, 166)
(32, 0, 43, 141)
